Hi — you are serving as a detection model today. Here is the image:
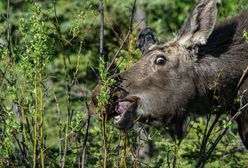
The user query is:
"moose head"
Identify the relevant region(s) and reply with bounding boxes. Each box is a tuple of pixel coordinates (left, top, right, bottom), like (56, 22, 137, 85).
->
(90, 0, 248, 142)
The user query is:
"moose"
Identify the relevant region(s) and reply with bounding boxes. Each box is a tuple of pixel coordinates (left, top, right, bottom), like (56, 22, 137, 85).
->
(90, 0, 248, 149)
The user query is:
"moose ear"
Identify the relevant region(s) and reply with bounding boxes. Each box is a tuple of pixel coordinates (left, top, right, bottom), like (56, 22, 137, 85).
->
(137, 27, 158, 54)
(176, 0, 217, 47)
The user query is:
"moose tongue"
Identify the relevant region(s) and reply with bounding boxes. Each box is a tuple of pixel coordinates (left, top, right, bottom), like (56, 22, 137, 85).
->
(115, 101, 131, 115)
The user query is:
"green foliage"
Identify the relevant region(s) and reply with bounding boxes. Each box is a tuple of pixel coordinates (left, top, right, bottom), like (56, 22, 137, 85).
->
(244, 31, 248, 43)
(18, 4, 51, 74)
(97, 57, 115, 112)
(0, 2, 52, 167)
(0, 110, 20, 161)
(0, 0, 248, 167)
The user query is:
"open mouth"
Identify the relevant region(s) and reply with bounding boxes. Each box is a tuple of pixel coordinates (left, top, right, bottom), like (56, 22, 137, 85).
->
(114, 101, 133, 123)
(113, 97, 138, 130)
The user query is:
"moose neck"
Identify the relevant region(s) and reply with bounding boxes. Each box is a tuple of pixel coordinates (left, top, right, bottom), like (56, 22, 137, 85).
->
(193, 44, 248, 112)
(191, 10, 248, 112)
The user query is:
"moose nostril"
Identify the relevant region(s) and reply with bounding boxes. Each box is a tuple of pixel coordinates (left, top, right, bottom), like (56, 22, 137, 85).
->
(113, 74, 123, 82)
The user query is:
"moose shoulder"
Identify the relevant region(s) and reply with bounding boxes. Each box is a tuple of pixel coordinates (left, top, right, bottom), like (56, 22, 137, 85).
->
(91, 0, 248, 148)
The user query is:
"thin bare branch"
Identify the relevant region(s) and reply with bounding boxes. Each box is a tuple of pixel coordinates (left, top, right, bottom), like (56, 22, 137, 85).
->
(81, 100, 91, 168)
(99, 0, 105, 61)
(107, 0, 137, 71)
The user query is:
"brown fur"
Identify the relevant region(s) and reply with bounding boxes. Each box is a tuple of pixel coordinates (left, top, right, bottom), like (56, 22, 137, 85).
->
(91, 0, 248, 148)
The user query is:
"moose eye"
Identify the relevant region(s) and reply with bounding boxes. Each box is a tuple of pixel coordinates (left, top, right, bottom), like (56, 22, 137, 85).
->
(155, 56, 166, 65)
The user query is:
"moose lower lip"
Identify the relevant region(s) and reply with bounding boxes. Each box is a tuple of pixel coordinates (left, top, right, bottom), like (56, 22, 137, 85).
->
(114, 106, 126, 122)
(114, 115, 122, 122)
